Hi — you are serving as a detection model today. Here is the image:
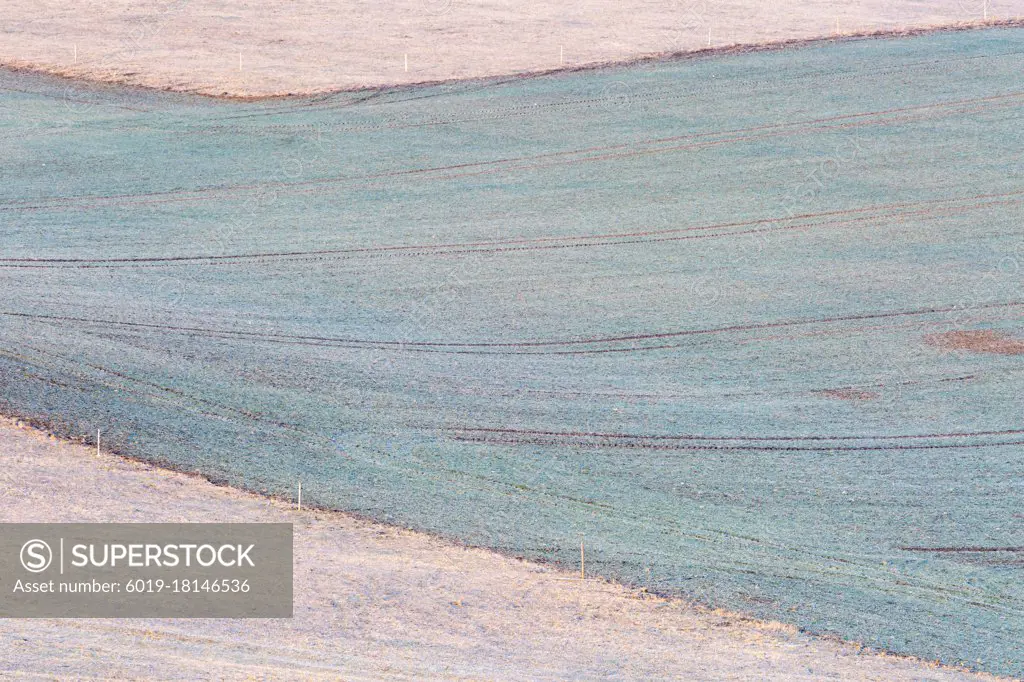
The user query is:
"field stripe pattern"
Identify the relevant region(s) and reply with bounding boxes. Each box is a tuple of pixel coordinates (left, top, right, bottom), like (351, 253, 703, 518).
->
(1, 28, 1022, 675)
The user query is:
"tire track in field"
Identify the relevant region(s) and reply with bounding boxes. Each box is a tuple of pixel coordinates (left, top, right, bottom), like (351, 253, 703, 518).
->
(190, 47, 1024, 130)
(446, 432, 1024, 452)
(1, 300, 1020, 355)
(433, 96, 1024, 186)
(0, 341, 302, 432)
(2, 189, 1021, 268)
(456, 371, 984, 403)
(0, 345, 745, 537)
(900, 546, 1024, 552)
(3, 90, 1021, 214)
(445, 425, 1024, 442)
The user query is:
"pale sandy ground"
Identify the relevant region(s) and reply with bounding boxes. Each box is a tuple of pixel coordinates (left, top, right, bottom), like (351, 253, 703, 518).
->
(0, 417, 1009, 681)
(2, 1, 1024, 96)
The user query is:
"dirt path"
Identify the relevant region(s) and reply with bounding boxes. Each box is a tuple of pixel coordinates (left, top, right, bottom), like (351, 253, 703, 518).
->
(2, 0, 1022, 96)
(0, 417, 1004, 681)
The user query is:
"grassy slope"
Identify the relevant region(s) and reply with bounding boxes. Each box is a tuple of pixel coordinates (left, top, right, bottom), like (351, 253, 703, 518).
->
(0, 27, 1022, 675)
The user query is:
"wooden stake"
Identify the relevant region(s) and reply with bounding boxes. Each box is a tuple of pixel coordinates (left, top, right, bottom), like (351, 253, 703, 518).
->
(96, 429, 100, 457)
(580, 539, 585, 580)
(297, 481, 302, 510)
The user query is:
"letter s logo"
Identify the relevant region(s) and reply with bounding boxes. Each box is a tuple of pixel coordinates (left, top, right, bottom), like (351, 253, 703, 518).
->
(20, 539, 52, 573)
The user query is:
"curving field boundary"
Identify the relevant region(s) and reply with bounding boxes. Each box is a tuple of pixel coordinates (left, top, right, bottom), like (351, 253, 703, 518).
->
(2, 25, 1024, 676)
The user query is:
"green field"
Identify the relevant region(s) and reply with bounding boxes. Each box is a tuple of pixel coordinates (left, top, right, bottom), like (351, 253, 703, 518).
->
(1, 27, 1022, 675)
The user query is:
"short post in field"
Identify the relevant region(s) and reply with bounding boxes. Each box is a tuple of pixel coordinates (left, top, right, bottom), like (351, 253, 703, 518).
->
(580, 539, 585, 580)
(96, 429, 100, 457)
(297, 481, 302, 511)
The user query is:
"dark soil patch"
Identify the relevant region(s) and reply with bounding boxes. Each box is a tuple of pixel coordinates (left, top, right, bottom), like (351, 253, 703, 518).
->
(925, 330, 1024, 355)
